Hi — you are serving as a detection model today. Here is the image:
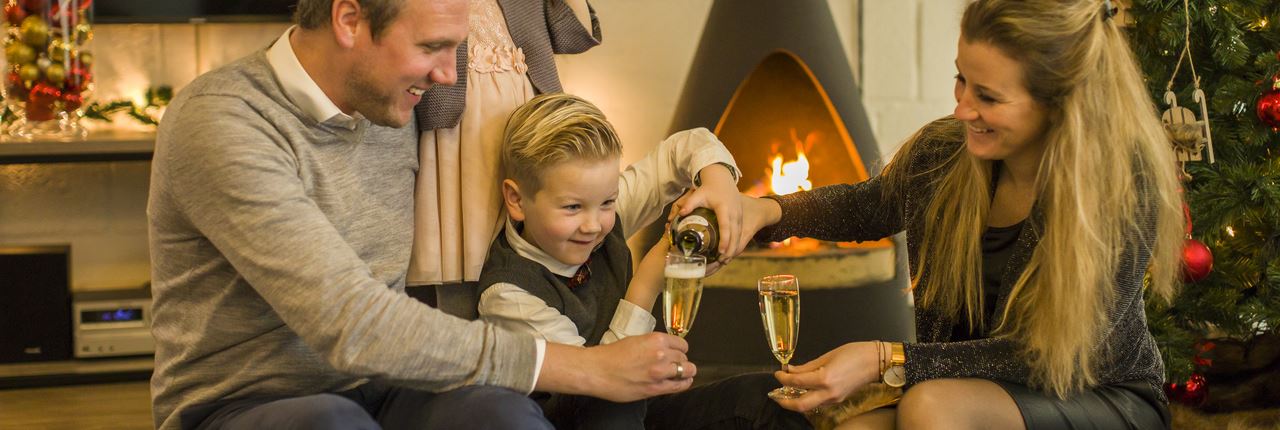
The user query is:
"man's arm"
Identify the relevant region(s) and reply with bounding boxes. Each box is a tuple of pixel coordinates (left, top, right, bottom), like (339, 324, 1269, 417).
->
(155, 95, 536, 392)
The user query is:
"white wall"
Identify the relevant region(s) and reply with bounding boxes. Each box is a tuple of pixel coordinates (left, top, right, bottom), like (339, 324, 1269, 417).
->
(860, 0, 968, 160)
(0, 1, 859, 291)
(557, 0, 859, 165)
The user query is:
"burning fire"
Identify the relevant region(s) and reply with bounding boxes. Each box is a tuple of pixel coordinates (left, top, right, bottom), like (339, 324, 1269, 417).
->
(754, 128, 817, 197)
(769, 148, 812, 195)
(767, 129, 820, 252)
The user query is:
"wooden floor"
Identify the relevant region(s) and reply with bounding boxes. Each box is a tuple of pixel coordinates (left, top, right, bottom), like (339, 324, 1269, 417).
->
(0, 365, 764, 430)
(2, 379, 1280, 429)
(0, 381, 152, 430)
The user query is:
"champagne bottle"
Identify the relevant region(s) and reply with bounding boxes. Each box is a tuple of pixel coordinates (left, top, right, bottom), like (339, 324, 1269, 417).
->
(671, 207, 719, 260)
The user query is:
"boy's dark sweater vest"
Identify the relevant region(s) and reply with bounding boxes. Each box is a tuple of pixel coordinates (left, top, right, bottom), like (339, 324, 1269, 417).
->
(478, 216, 633, 346)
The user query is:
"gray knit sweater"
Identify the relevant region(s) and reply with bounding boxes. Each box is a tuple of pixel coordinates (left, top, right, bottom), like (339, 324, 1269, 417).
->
(148, 51, 536, 430)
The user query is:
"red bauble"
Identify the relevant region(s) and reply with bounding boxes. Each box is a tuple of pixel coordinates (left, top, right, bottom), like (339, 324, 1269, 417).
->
(60, 91, 80, 112)
(25, 82, 60, 121)
(46, 1, 77, 26)
(18, 0, 45, 15)
(1182, 238, 1214, 282)
(4, 0, 28, 25)
(1165, 373, 1208, 407)
(1259, 85, 1280, 130)
(5, 71, 24, 97)
(66, 65, 90, 88)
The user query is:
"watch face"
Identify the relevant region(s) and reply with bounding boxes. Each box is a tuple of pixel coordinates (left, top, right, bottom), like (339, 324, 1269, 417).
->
(884, 365, 906, 388)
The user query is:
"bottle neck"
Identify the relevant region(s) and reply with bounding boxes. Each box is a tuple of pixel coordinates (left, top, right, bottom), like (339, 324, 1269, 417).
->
(676, 230, 705, 255)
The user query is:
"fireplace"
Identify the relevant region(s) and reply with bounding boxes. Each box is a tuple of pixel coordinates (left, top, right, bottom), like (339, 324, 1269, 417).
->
(656, 0, 913, 367)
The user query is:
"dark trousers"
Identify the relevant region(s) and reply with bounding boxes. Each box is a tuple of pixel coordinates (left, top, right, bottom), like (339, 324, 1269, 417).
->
(540, 372, 811, 430)
(646, 372, 811, 430)
(181, 381, 552, 430)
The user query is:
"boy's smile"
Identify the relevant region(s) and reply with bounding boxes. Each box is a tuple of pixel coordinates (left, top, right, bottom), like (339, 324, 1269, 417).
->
(507, 157, 621, 266)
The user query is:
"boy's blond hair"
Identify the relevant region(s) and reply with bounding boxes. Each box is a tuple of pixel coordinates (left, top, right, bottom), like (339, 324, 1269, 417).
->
(501, 93, 622, 195)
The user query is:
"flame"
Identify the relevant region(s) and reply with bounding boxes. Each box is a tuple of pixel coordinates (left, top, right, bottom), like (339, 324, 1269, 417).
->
(768, 139, 812, 196)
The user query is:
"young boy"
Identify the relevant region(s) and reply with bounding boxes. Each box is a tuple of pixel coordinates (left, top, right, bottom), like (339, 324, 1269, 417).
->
(476, 92, 740, 428)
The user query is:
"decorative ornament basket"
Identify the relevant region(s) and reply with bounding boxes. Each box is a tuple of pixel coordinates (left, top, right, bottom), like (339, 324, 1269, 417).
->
(3, 0, 93, 138)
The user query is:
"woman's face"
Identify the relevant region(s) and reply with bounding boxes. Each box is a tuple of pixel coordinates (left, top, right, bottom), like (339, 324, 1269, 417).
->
(953, 39, 1050, 162)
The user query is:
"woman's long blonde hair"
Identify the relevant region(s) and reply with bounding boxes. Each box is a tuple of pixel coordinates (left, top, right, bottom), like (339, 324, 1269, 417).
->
(886, 0, 1183, 398)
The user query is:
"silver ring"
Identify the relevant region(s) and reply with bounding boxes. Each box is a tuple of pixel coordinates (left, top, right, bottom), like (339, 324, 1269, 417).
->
(673, 362, 685, 379)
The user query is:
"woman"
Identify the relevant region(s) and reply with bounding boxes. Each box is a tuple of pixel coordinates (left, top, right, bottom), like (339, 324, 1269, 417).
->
(731, 0, 1183, 428)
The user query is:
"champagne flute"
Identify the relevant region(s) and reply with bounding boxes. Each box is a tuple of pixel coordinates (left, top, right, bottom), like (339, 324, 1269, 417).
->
(663, 253, 707, 337)
(759, 274, 805, 399)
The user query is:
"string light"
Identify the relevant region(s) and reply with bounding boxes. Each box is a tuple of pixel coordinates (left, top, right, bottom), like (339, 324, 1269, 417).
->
(1249, 17, 1269, 31)
(1226, 226, 1236, 237)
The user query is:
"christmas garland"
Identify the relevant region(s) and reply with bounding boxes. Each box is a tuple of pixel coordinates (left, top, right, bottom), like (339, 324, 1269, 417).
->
(0, 85, 172, 126)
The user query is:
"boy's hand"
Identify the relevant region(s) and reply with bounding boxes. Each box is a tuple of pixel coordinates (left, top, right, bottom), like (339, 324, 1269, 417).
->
(671, 164, 743, 266)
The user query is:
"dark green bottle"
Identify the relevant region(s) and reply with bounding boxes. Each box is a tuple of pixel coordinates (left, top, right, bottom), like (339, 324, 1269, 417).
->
(671, 207, 719, 260)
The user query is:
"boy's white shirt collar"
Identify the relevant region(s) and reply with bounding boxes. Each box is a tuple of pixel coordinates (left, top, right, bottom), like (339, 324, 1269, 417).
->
(504, 216, 585, 278)
(266, 26, 361, 130)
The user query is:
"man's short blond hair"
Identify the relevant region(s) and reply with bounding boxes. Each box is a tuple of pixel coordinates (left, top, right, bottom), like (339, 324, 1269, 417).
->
(501, 93, 622, 195)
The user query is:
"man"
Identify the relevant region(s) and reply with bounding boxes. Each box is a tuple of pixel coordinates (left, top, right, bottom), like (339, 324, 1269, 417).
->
(147, 0, 696, 428)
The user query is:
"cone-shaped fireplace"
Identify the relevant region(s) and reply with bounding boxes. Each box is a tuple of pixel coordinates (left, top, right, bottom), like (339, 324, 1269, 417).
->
(660, 0, 912, 367)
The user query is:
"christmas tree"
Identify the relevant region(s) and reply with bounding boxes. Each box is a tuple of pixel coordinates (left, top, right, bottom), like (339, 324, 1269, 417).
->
(1127, 0, 1280, 410)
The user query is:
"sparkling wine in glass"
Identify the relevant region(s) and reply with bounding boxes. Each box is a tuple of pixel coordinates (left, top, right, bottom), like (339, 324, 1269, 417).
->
(759, 274, 805, 399)
(663, 253, 707, 337)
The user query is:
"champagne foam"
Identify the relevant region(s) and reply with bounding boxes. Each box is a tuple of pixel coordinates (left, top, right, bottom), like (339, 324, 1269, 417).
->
(665, 263, 706, 279)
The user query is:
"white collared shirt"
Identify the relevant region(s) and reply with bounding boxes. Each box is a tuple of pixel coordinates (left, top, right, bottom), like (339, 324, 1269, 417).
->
(265, 27, 361, 130)
(478, 128, 739, 346)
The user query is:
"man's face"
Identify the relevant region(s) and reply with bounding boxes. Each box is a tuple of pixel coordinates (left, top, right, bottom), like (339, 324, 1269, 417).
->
(347, 0, 467, 127)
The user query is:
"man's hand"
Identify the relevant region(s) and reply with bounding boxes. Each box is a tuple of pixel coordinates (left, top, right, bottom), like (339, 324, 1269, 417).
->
(670, 164, 742, 266)
(537, 333, 697, 402)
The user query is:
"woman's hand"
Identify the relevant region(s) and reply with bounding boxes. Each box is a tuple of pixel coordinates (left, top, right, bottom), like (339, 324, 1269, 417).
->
(772, 341, 882, 412)
(670, 164, 742, 265)
(670, 191, 784, 267)
(739, 194, 782, 249)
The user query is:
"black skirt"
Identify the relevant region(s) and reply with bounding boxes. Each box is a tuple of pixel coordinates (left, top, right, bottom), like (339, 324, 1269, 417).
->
(994, 379, 1170, 430)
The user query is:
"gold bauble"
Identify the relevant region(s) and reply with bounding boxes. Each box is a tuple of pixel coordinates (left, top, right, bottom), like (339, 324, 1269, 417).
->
(18, 63, 39, 82)
(74, 22, 91, 45)
(4, 42, 35, 65)
(49, 38, 69, 62)
(45, 63, 65, 85)
(78, 51, 93, 67)
(19, 15, 48, 46)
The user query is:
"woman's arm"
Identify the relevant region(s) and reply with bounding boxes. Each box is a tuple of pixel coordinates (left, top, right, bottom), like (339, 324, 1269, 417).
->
(753, 176, 905, 244)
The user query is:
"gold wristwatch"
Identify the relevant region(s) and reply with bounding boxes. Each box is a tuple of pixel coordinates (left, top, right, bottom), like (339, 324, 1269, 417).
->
(881, 342, 906, 388)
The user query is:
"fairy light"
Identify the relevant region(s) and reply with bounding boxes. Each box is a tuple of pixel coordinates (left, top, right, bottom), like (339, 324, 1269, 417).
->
(1226, 226, 1236, 237)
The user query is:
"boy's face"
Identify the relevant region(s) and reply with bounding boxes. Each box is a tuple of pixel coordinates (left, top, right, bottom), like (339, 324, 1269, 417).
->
(505, 157, 621, 266)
